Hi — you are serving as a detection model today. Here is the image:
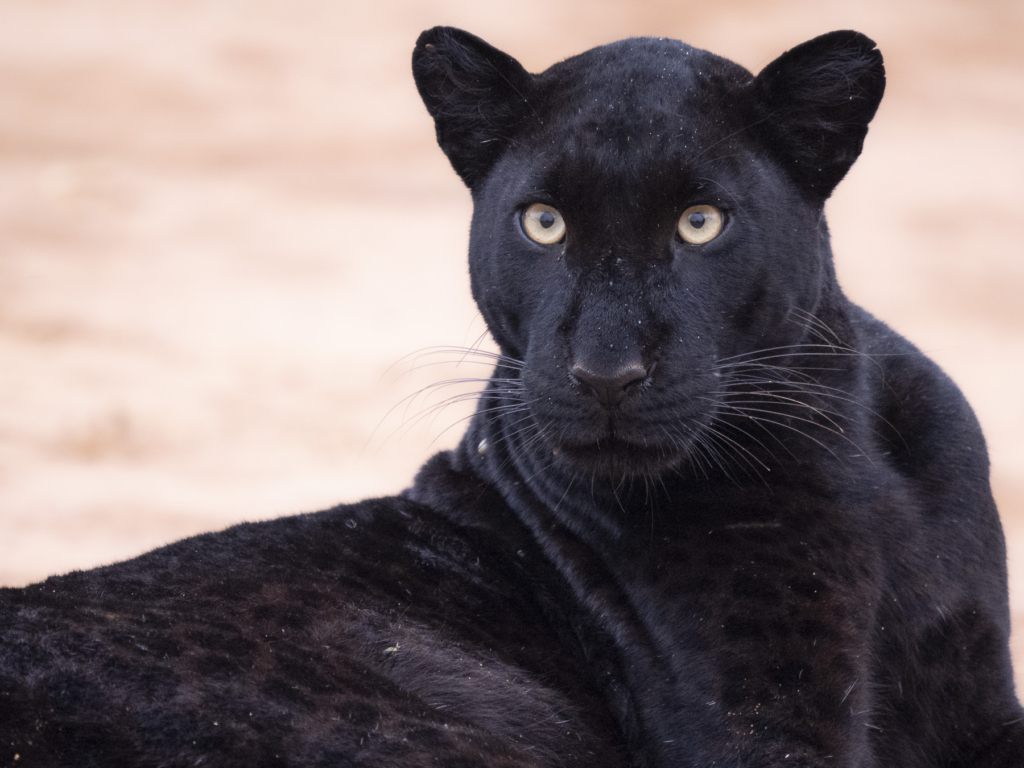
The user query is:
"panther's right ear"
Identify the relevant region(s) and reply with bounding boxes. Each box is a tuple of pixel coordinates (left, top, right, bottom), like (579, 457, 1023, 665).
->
(413, 27, 533, 188)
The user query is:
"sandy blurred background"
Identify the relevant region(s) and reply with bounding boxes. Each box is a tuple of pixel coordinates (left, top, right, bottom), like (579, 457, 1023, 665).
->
(1, 0, 1022, 683)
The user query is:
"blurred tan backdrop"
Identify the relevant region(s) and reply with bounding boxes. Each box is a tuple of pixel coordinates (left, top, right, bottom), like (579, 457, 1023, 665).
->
(2, 0, 1023, 687)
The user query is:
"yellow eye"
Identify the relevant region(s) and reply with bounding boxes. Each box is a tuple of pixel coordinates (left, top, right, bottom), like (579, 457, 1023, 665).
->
(522, 204, 566, 245)
(677, 205, 723, 245)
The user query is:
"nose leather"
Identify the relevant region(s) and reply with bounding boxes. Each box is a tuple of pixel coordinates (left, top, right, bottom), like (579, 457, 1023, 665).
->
(571, 363, 647, 410)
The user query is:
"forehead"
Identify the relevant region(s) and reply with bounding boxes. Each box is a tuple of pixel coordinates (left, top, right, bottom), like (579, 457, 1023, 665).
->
(526, 38, 753, 176)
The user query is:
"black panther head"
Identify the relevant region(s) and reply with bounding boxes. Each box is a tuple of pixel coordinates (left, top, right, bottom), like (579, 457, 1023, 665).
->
(413, 29, 884, 478)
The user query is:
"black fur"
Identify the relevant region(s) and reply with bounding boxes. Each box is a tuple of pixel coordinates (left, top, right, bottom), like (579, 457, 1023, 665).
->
(2, 29, 1022, 767)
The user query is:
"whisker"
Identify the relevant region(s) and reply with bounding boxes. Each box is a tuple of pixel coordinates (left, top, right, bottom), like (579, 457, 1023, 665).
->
(717, 368, 907, 449)
(704, 401, 847, 462)
(714, 343, 859, 365)
(700, 423, 771, 484)
(788, 306, 844, 345)
(715, 394, 848, 434)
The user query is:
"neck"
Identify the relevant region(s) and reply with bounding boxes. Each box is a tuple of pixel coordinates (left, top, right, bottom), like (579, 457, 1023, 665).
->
(429, 300, 878, 766)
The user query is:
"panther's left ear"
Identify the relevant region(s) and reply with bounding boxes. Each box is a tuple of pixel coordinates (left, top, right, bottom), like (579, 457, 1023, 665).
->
(753, 31, 885, 203)
(413, 27, 534, 188)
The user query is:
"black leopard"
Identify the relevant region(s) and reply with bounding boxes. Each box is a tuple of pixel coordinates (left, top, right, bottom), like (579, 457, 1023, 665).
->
(2, 27, 1022, 768)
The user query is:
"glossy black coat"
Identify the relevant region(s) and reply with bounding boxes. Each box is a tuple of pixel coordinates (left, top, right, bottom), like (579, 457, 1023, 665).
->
(2, 28, 1021, 767)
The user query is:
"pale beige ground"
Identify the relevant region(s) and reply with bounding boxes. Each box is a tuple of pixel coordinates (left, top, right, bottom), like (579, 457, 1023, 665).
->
(2, 0, 1023, 688)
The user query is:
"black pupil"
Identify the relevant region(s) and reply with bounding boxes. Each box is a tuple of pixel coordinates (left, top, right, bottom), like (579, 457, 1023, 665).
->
(539, 211, 555, 229)
(689, 212, 706, 229)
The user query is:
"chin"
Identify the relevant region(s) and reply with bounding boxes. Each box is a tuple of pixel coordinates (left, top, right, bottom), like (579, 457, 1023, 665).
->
(554, 437, 687, 478)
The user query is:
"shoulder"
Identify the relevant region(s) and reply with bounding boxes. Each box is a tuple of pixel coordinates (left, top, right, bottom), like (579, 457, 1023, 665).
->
(849, 304, 995, 514)
(852, 307, 986, 455)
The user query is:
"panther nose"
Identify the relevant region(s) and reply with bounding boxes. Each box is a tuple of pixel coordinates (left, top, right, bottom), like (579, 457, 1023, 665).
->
(571, 363, 648, 410)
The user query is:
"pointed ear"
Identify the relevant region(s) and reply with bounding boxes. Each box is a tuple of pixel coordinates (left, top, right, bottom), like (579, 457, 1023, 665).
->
(753, 31, 885, 203)
(412, 27, 533, 188)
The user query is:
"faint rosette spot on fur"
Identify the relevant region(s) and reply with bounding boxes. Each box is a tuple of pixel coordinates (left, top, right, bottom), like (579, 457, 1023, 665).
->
(345, 519, 357, 529)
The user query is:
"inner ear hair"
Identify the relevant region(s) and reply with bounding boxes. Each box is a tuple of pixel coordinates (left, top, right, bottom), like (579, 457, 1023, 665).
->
(412, 27, 534, 188)
(753, 30, 886, 203)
